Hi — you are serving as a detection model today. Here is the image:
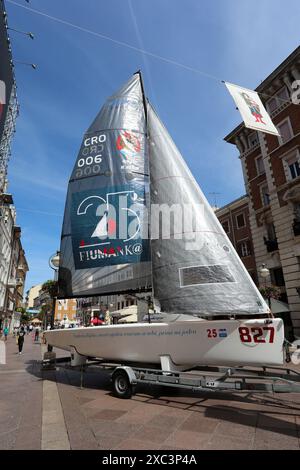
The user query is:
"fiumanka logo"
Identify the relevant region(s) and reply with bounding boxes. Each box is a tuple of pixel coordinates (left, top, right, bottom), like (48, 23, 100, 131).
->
(71, 186, 148, 269)
(116, 131, 141, 158)
(0, 81, 6, 121)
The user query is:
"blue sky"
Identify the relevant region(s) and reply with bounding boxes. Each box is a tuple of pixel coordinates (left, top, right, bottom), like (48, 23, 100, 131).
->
(5, 0, 300, 291)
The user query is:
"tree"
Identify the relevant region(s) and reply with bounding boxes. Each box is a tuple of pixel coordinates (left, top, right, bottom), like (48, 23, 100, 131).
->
(41, 280, 58, 328)
(259, 285, 281, 301)
(39, 304, 52, 327)
(20, 313, 30, 323)
(16, 307, 26, 314)
(42, 280, 58, 298)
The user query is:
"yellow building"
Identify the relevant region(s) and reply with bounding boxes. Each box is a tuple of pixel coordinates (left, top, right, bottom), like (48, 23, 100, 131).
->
(26, 284, 42, 309)
(54, 298, 77, 325)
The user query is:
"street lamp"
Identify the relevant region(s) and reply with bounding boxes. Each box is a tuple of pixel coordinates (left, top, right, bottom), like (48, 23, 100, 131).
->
(14, 61, 37, 69)
(259, 263, 271, 309)
(8, 27, 34, 39)
(48, 251, 60, 329)
(49, 251, 60, 280)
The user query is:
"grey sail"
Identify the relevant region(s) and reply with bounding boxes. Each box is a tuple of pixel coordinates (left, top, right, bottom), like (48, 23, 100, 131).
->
(148, 103, 268, 316)
(58, 74, 151, 298)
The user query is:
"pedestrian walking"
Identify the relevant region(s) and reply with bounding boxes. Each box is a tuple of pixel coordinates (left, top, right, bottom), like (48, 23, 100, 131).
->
(3, 326, 9, 341)
(34, 326, 40, 342)
(104, 310, 111, 325)
(17, 326, 26, 354)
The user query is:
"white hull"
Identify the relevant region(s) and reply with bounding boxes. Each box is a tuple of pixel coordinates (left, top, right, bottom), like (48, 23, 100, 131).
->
(44, 317, 285, 367)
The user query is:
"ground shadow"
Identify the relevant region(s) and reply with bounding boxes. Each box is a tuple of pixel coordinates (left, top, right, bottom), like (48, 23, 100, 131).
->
(25, 357, 300, 439)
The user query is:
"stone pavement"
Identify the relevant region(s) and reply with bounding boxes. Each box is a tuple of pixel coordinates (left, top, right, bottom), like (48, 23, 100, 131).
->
(0, 334, 43, 449)
(0, 335, 300, 450)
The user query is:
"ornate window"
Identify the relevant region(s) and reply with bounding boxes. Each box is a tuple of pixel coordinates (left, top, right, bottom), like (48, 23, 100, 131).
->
(260, 185, 270, 206)
(266, 86, 289, 114)
(283, 151, 300, 181)
(256, 156, 265, 175)
(277, 118, 293, 145)
(236, 213, 245, 229)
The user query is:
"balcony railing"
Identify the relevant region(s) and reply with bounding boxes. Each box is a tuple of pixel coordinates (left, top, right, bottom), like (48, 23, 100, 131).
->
(264, 237, 278, 252)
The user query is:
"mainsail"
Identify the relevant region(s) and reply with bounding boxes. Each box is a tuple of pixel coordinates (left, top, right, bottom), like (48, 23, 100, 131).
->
(59, 71, 268, 318)
(58, 74, 151, 297)
(147, 103, 269, 316)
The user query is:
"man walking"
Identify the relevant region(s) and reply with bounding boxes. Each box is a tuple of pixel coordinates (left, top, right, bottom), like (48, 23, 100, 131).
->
(17, 326, 26, 354)
(34, 326, 40, 342)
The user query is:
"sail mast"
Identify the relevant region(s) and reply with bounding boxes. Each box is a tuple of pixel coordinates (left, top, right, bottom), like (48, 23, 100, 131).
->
(136, 70, 148, 126)
(136, 71, 154, 322)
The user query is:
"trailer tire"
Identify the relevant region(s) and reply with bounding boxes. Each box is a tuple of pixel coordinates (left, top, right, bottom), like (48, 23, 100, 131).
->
(112, 370, 133, 399)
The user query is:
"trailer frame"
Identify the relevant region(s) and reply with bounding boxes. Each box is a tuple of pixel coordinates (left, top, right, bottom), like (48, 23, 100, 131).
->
(41, 351, 300, 398)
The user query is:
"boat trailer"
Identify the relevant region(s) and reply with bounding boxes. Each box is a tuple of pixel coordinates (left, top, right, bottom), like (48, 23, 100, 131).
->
(41, 350, 300, 399)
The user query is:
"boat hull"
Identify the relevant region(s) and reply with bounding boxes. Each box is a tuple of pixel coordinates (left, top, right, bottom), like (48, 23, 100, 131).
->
(44, 318, 285, 367)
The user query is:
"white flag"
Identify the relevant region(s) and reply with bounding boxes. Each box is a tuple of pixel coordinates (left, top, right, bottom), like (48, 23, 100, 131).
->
(0, 80, 5, 105)
(225, 82, 279, 136)
(0, 80, 5, 119)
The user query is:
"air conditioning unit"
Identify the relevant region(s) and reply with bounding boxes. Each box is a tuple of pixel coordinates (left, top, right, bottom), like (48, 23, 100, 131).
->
(7, 278, 16, 288)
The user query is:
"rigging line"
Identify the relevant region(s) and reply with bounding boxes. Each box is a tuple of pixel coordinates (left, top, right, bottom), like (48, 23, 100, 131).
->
(5, 0, 221, 82)
(6, 1, 300, 107)
(16, 207, 62, 217)
(7, 1, 298, 107)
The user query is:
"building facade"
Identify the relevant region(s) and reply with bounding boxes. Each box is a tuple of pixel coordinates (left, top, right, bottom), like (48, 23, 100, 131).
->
(25, 284, 42, 309)
(0, 193, 15, 327)
(215, 195, 258, 285)
(55, 298, 77, 325)
(0, 192, 28, 330)
(0, 2, 28, 330)
(225, 46, 300, 336)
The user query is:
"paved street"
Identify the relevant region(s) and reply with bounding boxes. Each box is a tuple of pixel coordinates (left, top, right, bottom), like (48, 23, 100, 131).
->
(0, 335, 300, 450)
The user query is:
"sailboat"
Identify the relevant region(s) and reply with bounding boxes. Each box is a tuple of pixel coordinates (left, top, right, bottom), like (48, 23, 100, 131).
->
(44, 72, 284, 368)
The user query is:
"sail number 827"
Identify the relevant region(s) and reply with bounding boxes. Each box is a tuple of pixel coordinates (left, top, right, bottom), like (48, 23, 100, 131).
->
(238, 326, 274, 343)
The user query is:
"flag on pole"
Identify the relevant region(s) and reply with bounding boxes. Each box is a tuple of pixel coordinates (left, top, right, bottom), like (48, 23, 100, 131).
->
(225, 82, 280, 136)
(0, 80, 5, 119)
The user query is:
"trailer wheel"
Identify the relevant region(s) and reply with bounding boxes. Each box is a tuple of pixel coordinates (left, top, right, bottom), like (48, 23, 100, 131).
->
(112, 370, 133, 399)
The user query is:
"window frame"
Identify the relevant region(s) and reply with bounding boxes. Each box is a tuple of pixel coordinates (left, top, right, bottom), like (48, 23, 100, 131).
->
(260, 184, 270, 207)
(283, 149, 300, 182)
(289, 160, 300, 179)
(255, 155, 265, 176)
(221, 219, 230, 234)
(238, 240, 251, 257)
(235, 212, 246, 229)
(266, 86, 289, 114)
(277, 117, 293, 146)
(248, 131, 259, 148)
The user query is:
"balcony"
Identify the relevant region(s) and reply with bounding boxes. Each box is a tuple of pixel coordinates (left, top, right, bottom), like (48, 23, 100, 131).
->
(264, 237, 278, 252)
(7, 277, 23, 288)
(293, 219, 300, 237)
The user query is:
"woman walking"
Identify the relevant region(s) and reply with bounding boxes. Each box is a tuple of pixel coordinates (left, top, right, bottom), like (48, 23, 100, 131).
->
(17, 326, 26, 355)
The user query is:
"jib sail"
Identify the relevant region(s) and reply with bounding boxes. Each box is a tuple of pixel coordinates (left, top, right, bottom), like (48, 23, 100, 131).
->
(147, 102, 269, 316)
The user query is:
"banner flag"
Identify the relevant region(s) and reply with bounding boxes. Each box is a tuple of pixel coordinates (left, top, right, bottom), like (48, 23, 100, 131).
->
(225, 82, 280, 136)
